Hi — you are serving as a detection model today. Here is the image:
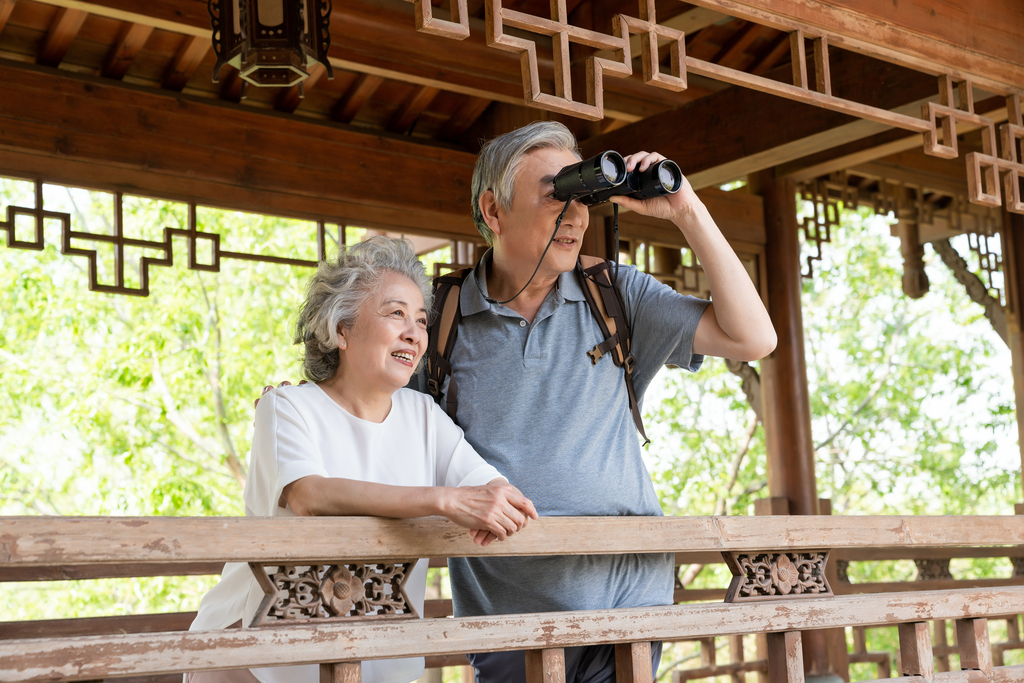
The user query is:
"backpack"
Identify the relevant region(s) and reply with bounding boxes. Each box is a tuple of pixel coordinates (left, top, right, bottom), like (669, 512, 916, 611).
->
(425, 254, 650, 445)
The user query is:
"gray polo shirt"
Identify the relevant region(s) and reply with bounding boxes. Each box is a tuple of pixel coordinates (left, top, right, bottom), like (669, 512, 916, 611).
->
(415, 253, 709, 616)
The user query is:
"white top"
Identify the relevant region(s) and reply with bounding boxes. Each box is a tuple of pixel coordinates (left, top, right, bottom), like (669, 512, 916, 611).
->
(190, 384, 503, 683)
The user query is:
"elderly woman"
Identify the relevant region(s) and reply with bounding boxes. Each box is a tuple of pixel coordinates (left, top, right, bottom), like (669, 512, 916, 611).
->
(187, 236, 537, 683)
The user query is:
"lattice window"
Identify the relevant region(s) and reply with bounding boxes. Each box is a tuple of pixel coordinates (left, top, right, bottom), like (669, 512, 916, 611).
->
(0, 176, 469, 298)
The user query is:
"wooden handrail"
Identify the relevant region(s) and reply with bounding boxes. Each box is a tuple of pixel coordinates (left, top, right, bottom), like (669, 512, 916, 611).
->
(3, 515, 1024, 566)
(2, 587, 1022, 681)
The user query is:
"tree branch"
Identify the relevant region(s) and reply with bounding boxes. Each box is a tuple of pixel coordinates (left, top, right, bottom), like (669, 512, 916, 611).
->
(197, 276, 244, 481)
(932, 239, 1007, 345)
(724, 359, 762, 423)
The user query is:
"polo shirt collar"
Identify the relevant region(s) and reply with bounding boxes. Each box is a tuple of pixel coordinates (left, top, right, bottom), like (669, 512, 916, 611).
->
(460, 249, 588, 317)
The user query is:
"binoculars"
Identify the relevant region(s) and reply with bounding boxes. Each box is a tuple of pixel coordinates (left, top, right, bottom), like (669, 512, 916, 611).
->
(552, 150, 683, 206)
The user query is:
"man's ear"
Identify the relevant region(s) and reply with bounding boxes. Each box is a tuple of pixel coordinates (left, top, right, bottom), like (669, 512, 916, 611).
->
(479, 189, 503, 239)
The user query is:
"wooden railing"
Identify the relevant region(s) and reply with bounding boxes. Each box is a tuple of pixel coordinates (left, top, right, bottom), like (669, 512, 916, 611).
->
(1, 515, 1024, 683)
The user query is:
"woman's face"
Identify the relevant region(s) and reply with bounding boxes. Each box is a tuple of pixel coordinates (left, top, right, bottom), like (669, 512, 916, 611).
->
(338, 271, 428, 394)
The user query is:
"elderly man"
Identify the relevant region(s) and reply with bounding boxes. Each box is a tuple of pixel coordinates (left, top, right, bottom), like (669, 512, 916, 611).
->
(415, 121, 776, 683)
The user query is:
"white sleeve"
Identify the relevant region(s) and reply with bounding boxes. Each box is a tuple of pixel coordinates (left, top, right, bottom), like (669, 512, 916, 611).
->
(245, 388, 329, 516)
(430, 400, 503, 488)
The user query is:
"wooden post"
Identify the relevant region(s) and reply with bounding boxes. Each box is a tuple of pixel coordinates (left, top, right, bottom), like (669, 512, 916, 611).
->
(615, 642, 653, 683)
(526, 648, 566, 683)
(755, 170, 828, 678)
(320, 662, 361, 683)
(897, 622, 933, 680)
(754, 170, 820, 517)
(1002, 209, 1024, 505)
(956, 619, 993, 674)
(767, 632, 805, 683)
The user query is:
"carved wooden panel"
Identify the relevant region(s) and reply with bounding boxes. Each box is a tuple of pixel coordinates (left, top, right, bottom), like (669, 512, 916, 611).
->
(249, 561, 418, 627)
(797, 176, 856, 279)
(723, 550, 833, 602)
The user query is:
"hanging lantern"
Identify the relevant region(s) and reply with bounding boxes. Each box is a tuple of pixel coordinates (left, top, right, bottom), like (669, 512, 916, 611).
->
(209, 0, 333, 91)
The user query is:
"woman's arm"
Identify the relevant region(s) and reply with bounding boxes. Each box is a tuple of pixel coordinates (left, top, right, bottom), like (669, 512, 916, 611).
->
(281, 475, 537, 545)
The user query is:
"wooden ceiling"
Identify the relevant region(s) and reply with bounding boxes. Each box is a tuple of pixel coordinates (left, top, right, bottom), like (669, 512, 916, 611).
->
(0, 0, 801, 150)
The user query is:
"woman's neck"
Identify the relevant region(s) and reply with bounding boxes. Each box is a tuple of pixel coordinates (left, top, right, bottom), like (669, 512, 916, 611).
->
(317, 367, 393, 423)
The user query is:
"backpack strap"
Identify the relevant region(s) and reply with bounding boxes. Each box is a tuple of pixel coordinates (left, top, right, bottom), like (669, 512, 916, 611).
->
(426, 268, 470, 420)
(577, 255, 650, 446)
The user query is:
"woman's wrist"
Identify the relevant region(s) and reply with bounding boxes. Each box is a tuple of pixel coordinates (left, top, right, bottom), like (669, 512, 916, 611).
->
(432, 486, 454, 518)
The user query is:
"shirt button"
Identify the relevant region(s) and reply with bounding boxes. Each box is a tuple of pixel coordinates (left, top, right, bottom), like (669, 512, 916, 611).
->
(519, 320, 527, 327)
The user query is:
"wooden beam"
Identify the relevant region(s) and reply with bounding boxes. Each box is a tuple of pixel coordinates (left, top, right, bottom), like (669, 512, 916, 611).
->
(101, 21, 153, 79)
(332, 74, 384, 124)
(0, 0, 16, 37)
(0, 61, 479, 238)
(1002, 210, 1024, 502)
(36, 6, 87, 67)
(582, 51, 941, 190)
(683, 0, 1024, 93)
(3, 514, 1024, 567)
(161, 34, 210, 91)
(0, 612, 196, 640)
(2, 587, 1024, 680)
(780, 97, 1009, 182)
(275, 62, 329, 114)
(388, 85, 441, 134)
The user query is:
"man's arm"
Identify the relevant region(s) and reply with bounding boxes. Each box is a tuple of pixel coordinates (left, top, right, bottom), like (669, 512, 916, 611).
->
(611, 153, 777, 362)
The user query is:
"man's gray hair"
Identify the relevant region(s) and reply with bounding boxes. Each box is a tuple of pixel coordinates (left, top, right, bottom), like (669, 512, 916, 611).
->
(294, 235, 433, 382)
(471, 121, 580, 244)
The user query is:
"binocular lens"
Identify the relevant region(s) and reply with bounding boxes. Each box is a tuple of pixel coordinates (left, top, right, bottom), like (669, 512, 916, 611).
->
(553, 151, 627, 201)
(658, 161, 682, 193)
(601, 154, 626, 185)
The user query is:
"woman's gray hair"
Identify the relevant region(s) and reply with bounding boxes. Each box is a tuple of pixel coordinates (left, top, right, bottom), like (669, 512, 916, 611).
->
(471, 121, 580, 245)
(295, 235, 433, 382)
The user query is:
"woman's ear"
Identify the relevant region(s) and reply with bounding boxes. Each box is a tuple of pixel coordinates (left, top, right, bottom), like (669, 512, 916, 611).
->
(336, 326, 348, 351)
(479, 189, 503, 239)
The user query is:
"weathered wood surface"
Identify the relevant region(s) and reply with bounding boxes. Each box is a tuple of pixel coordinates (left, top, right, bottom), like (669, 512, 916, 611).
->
(2, 546, 1019, 583)
(2, 588, 1023, 681)
(685, 0, 1024, 92)
(4, 516, 1024, 567)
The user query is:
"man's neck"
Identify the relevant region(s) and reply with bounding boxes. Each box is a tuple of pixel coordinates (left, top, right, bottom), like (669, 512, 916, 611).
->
(487, 251, 561, 324)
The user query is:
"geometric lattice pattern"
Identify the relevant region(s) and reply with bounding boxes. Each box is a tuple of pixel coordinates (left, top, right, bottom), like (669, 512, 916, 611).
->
(0, 178, 335, 297)
(406, 0, 1024, 215)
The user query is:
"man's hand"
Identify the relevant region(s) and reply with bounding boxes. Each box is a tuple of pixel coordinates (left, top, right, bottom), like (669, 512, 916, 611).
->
(609, 151, 701, 223)
(443, 481, 539, 546)
(254, 380, 307, 408)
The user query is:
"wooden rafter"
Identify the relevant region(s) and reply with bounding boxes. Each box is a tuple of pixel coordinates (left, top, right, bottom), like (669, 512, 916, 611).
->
(218, 67, 245, 102)
(388, 85, 441, 134)
(275, 62, 329, 114)
(438, 96, 492, 142)
(0, 0, 16, 36)
(101, 21, 153, 80)
(751, 31, 790, 75)
(36, 6, 86, 67)
(161, 34, 210, 91)
(712, 23, 761, 69)
(331, 73, 384, 124)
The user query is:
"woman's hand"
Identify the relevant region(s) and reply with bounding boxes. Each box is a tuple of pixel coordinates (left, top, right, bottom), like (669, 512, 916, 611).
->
(441, 481, 538, 546)
(609, 151, 701, 223)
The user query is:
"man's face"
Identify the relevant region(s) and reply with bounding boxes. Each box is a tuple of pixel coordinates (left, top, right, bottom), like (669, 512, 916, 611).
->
(495, 147, 590, 277)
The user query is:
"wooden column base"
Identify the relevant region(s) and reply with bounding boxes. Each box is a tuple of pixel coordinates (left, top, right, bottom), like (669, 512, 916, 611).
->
(321, 662, 361, 683)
